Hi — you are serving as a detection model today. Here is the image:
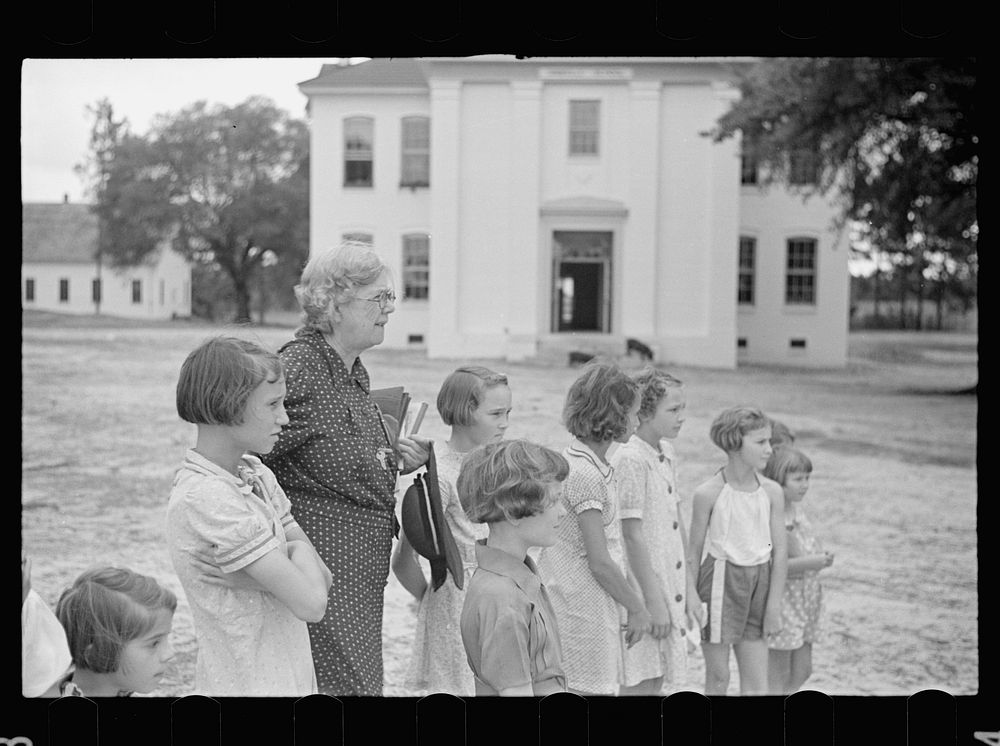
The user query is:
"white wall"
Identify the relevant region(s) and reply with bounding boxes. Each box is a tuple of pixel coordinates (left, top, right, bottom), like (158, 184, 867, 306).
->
(308, 93, 432, 348)
(738, 184, 849, 367)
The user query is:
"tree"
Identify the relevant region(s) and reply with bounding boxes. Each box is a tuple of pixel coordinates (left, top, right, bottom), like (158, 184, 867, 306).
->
(80, 96, 309, 323)
(708, 58, 977, 328)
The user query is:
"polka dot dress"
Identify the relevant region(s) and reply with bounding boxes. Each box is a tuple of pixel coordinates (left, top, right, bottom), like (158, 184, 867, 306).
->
(768, 503, 825, 651)
(262, 328, 400, 696)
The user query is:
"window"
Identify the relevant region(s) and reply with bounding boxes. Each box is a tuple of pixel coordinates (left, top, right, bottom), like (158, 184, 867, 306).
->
(785, 238, 817, 304)
(159, 279, 165, 306)
(738, 236, 756, 305)
(402, 234, 430, 300)
(740, 153, 758, 185)
(92, 278, 102, 304)
(788, 150, 818, 185)
(569, 100, 600, 155)
(25, 278, 35, 302)
(59, 278, 69, 303)
(344, 117, 374, 187)
(400, 116, 429, 187)
(342, 232, 374, 245)
(132, 279, 142, 304)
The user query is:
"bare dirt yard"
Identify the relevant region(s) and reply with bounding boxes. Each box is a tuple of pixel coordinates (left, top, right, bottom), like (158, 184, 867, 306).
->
(20, 312, 980, 697)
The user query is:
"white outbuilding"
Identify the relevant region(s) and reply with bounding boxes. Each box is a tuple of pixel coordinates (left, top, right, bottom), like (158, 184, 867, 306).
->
(299, 56, 850, 368)
(21, 200, 192, 321)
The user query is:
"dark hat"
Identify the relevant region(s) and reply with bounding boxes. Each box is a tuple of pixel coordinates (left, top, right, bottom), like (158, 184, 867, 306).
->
(400, 445, 464, 591)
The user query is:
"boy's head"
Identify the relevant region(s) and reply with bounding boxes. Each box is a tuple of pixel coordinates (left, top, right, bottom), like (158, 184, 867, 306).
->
(176, 336, 284, 426)
(764, 446, 813, 486)
(436, 366, 509, 426)
(563, 360, 640, 443)
(770, 419, 795, 450)
(709, 405, 771, 453)
(55, 566, 177, 674)
(457, 439, 569, 524)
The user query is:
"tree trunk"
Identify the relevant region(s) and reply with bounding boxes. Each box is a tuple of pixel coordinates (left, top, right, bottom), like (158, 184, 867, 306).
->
(232, 273, 252, 324)
(934, 281, 945, 331)
(872, 258, 881, 321)
(898, 269, 908, 329)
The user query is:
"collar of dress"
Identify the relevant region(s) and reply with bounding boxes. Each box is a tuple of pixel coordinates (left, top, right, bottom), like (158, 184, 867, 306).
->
(567, 438, 614, 480)
(474, 540, 543, 602)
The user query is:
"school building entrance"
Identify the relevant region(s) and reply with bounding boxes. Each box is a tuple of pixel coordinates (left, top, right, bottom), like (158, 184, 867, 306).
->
(551, 230, 613, 333)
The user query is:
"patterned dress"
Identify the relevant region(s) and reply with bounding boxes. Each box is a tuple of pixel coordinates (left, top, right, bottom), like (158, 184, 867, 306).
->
(613, 436, 692, 690)
(404, 440, 488, 696)
(769, 503, 825, 650)
(166, 451, 316, 696)
(262, 328, 400, 696)
(537, 439, 627, 695)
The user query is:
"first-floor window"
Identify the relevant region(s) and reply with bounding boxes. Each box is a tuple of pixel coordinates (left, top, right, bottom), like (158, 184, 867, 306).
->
(59, 278, 69, 303)
(785, 238, 817, 304)
(132, 279, 142, 304)
(343, 232, 374, 245)
(25, 278, 35, 302)
(92, 278, 102, 303)
(402, 234, 430, 300)
(738, 236, 756, 305)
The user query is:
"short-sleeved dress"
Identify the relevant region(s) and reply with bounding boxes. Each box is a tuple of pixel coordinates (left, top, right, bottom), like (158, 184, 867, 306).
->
(404, 440, 488, 696)
(262, 328, 400, 696)
(537, 439, 627, 695)
(166, 450, 316, 696)
(613, 436, 691, 689)
(460, 541, 567, 696)
(768, 502, 825, 650)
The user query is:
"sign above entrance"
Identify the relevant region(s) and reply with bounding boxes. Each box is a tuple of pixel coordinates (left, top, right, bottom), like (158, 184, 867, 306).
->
(539, 67, 633, 81)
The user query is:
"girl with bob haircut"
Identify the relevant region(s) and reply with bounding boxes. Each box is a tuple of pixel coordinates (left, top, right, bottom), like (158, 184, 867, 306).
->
(763, 447, 833, 694)
(537, 360, 652, 696)
(393, 365, 513, 696)
(688, 405, 787, 695)
(457, 439, 570, 696)
(168, 336, 333, 696)
(613, 367, 703, 695)
(54, 566, 176, 697)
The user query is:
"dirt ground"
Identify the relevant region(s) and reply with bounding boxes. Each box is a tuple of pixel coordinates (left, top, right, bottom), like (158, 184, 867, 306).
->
(20, 313, 980, 697)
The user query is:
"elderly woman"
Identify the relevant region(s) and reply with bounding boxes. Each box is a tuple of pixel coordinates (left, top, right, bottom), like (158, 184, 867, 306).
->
(262, 241, 429, 696)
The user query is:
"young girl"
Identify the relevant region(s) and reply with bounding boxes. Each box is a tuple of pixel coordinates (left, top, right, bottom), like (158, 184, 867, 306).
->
(687, 405, 787, 696)
(53, 566, 176, 697)
(391, 366, 512, 696)
(536, 359, 652, 696)
(613, 368, 703, 695)
(166, 336, 333, 696)
(763, 447, 834, 694)
(457, 439, 570, 696)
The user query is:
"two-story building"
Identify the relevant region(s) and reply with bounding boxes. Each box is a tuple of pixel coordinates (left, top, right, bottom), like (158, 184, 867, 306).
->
(298, 56, 850, 368)
(22, 199, 192, 320)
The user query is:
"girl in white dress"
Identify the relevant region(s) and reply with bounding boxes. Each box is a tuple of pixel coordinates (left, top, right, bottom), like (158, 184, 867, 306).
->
(614, 368, 704, 695)
(392, 366, 512, 696)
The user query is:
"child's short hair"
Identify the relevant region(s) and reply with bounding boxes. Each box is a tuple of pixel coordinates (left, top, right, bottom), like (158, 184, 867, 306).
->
(709, 405, 772, 452)
(764, 447, 813, 485)
(176, 336, 284, 426)
(457, 439, 569, 524)
(55, 567, 177, 674)
(770, 419, 796, 449)
(632, 366, 684, 420)
(436, 366, 509, 426)
(563, 360, 640, 442)
(295, 241, 390, 333)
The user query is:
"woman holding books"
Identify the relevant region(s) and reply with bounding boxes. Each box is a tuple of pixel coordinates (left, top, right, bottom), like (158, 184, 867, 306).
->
(262, 240, 430, 696)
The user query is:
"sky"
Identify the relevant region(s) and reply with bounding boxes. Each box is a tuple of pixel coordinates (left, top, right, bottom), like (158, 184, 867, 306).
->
(20, 58, 358, 204)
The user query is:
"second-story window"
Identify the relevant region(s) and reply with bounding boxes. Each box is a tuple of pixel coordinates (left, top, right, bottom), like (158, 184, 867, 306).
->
(344, 116, 374, 187)
(740, 153, 759, 185)
(788, 150, 819, 186)
(569, 100, 600, 155)
(400, 116, 429, 187)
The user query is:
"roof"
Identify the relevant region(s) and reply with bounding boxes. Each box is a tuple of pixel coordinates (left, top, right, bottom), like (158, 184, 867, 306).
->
(299, 59, 429, 91)
(22, 202, 99, 264)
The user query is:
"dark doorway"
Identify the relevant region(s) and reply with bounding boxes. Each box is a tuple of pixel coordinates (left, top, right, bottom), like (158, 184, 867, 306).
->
(552, 230, 612, 333)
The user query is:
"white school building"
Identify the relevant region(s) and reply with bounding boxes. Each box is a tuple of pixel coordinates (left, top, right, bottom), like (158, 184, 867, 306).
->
(21, 200, 193, 320)
(298, 56, 850, 368)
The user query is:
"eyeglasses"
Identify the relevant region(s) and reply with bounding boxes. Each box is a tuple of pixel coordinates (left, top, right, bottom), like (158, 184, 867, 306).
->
(352, 289, 397, 310)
